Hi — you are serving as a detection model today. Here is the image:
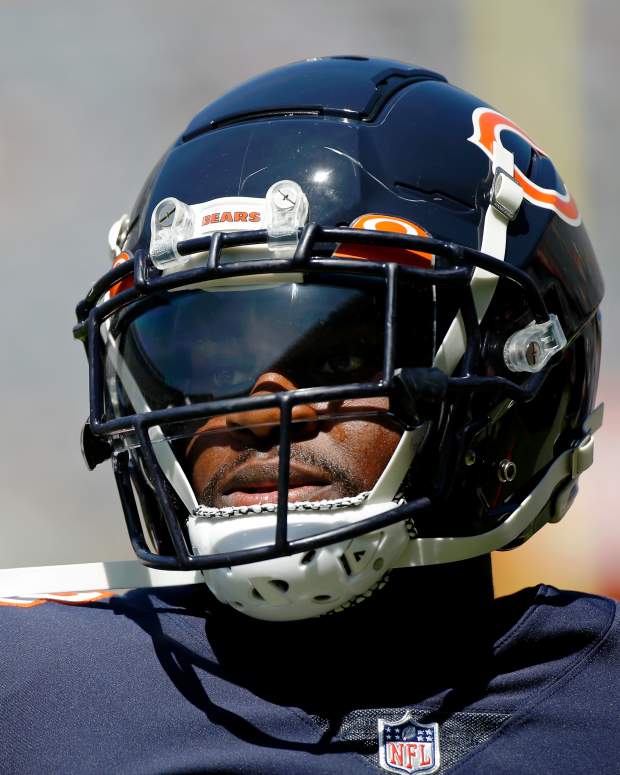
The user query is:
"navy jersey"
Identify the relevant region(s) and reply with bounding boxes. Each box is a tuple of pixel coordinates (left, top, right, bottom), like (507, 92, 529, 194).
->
(0, 581, 618, 774)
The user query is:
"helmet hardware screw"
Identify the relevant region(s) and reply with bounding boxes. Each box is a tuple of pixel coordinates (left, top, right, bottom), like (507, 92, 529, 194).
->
(464, 450, 476, 466)
(498, 459, 517, 483)
(526, 340, 541, 367)
(159, 204, 176, 227)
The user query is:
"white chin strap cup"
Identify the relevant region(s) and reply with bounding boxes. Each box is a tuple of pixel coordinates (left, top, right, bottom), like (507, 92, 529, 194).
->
(187, 428, 428, 622)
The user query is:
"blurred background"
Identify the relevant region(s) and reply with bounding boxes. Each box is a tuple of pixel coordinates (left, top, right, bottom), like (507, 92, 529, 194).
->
(1, 0, 617, 598)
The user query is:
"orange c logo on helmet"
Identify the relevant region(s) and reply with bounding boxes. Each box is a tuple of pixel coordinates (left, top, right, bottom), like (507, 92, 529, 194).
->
(468, 107, 580, 226)
(334, 214, 434, 267)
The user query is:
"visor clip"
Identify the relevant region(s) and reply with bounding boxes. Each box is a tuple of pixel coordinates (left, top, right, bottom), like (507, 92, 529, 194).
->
(266, 180, 309, 255)
(504, 314, 567, 373)
(149, 197, 195, 270)
(81, 421, 112, 470)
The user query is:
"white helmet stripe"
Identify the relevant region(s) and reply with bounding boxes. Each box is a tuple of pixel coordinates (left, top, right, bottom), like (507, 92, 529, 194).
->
(433, 144, 523, 376)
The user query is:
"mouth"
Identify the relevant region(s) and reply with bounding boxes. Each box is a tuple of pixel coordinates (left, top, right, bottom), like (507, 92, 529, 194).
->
(216, 460, 337, 508)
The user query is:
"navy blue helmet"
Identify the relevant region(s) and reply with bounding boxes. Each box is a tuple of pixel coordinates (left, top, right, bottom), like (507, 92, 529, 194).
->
(76, 57, 603, 620)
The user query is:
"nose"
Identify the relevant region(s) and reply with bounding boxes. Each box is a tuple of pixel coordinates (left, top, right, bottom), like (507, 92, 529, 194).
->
(226, 371, 318, 439)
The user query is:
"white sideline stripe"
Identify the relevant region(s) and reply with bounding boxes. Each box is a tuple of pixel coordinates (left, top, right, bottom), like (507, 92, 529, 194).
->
(0, 561, 201, 598)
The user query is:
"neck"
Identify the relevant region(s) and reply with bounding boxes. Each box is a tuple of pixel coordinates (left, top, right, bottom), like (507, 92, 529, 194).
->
(206, 556, 498, 711)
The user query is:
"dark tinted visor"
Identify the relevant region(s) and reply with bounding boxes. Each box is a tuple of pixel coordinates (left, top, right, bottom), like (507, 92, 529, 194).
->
(107, 278, 432, 417)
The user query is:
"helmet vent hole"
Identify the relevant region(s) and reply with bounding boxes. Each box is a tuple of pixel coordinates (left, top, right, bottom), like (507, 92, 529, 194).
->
(313, 594, 332, 603)
(232, 601, 243, 608)
(251, 588, 265, 601)
(301, 550, 316, 565)
(339, 554, 353, 576)
(269, 579, 289, 593)
(373, 557, 384, 572)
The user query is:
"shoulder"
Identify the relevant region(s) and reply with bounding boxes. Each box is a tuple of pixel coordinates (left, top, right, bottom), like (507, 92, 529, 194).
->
(527, 584, 618, 645)
(0, 585, 207, 668)
(0, 590, 121, 648)
(495, 583, 618, 641)
(538, 585, 620, 683)
(494, 584, 619, 681)
(0, 585, 371, 775)
(496, 587, 619, 742)
(0, 585, 210, 769)
(443, 587, 620, 772)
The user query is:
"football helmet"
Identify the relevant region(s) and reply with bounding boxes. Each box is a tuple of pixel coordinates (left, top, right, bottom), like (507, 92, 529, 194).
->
(76, 57, 604, 621)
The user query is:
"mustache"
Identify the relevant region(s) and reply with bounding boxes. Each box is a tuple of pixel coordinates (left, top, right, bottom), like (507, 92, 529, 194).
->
(198, 446, 364, 506)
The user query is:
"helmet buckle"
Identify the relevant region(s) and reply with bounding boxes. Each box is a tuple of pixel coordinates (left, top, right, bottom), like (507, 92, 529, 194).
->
(491, 167, 523, 221)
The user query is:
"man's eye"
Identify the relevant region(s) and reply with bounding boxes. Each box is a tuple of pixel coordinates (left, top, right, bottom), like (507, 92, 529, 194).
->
(320, 354, 365, 375)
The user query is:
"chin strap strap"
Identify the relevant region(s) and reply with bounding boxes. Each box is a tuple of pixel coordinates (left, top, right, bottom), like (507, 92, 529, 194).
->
(396, 403, 604, 568)
(434, 142, 524, 375)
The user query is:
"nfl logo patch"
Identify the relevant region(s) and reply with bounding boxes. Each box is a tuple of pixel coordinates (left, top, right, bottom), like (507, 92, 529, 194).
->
(378, 712, 440, 774)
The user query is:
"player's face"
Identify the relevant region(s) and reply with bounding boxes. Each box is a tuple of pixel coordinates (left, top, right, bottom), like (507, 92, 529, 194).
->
(185, 370, 401, 508)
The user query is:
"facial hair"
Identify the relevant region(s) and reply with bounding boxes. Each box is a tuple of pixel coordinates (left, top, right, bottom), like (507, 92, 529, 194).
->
(198, 444, 366, 507)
